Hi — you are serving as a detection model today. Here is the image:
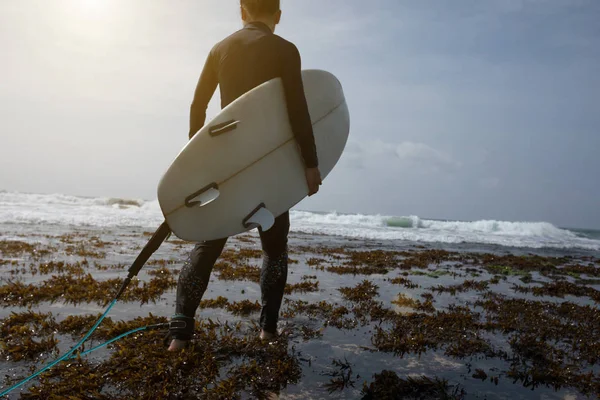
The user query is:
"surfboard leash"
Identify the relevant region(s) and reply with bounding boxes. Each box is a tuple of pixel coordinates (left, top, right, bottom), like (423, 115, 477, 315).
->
(0, 221, 172, 397)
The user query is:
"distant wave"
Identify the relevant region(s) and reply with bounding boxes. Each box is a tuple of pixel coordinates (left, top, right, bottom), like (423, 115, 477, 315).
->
(0, 191, 162, 228)
(103, 198, 144, 207)
(1, 192, 599, 250)
(289, 211, 600, 250)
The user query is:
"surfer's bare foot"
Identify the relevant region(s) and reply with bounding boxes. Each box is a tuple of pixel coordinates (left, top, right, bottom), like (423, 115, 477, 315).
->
(168, 339, 188, 351)
(260, 330, 276, 341)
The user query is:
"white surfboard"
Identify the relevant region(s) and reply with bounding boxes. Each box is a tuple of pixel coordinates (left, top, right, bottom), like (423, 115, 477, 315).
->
(158, 69, 350, 241)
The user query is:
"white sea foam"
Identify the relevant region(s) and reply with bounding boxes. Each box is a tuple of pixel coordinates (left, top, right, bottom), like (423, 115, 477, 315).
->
(0, 192, 163, 228)
(0, 192, 598, 250)
(288, 212, 600, 250)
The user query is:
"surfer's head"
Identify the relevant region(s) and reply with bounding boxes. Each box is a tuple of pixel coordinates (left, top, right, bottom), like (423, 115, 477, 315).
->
(240, 0, 282, 32)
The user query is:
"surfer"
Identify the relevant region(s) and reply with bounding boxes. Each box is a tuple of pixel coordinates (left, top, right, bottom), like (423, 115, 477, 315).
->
(168, 0, 322, 351)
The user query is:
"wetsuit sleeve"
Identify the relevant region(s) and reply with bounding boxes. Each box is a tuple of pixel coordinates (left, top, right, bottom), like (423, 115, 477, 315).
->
(189, 50, 218, 139)
(281, 44, 319, 168)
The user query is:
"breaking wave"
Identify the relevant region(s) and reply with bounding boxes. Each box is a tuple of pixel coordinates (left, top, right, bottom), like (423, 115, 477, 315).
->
(0, 192, 598, 250)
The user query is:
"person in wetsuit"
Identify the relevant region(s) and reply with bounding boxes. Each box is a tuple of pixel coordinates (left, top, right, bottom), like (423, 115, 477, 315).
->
(168, 0, 322, 351)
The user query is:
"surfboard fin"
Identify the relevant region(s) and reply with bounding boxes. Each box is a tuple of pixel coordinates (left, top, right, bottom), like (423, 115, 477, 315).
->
(185, 183, 220, 208)
(243, 203, 275, 232)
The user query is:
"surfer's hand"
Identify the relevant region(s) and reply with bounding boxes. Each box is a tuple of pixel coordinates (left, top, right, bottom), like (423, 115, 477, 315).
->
(306, 167, 322, 196)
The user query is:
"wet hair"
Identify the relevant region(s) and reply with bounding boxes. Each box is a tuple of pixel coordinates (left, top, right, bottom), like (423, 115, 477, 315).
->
(240, 0, 280, 17)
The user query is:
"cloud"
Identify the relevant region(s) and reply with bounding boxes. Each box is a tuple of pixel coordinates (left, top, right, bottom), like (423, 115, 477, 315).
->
(395, 142, 462, 171)
(343, 139, 461, 173)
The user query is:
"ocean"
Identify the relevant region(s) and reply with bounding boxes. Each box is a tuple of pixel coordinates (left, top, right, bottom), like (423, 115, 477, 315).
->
(0, 191, 598, 399)
(1, 191, 599, 252)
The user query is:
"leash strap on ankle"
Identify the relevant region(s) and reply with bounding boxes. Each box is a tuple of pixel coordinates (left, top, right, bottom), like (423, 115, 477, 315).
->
(169, 314, 195, 341)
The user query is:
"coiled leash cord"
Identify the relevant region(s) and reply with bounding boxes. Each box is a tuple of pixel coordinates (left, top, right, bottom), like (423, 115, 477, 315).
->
(0, 222, 172, 398)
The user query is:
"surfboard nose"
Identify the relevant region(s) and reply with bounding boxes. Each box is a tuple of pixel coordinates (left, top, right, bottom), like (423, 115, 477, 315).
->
(302, 70, 346, 124)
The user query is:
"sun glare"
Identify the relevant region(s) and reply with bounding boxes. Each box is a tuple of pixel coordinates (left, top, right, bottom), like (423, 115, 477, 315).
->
(77, 0, 113, 19)
(56, 0, 124, 47)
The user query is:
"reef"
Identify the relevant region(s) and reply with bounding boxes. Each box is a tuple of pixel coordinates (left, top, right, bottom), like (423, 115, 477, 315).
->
(1, 232, 599, 398)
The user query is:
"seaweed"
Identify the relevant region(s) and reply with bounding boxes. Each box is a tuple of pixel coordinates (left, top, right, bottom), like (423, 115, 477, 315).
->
(213, 261, 261, 283)
(322, 358, 356, 393)
(283, 300, 357, 330)
(0, 240, 55, 259)
(36, 261, 87, 276)
(284, 280, 319, 294)
(326, 264, 390, 275)
(307, 257, 326, 266)
(3, 233, 600, 398)
(0, 311, 59, 361)
(226, 300, 262, 316)
(513, 281, 600, 303)
(391, 294, 420, 309)
(338, 280, 379, 303)
(390, 276, 420, 289)
(199, 296, 230, 309)
(0, 272, 177, 307)
(299, 325, 324, 341)
(65, 243, 106, 259)
(433, 280, 490, 295)
(410, 269, 451, 279)
(58, 314, 105, 336)
(371, 307, 493, 358)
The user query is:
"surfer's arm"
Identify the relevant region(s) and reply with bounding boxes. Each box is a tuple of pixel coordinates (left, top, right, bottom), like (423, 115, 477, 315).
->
(189, 51, 218, 139)
(281, 44, 319, 168)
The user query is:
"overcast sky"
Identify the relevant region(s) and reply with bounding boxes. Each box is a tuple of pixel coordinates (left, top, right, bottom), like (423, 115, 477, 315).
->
(1, 0, 598, 228)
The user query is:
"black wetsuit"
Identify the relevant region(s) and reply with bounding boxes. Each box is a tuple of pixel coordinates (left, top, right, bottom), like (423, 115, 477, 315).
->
(189, 21, 318, 168)
(171, 22, 317, 340)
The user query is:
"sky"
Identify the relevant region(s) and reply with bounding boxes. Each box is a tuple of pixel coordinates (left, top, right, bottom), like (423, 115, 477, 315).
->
(0, 0, 598, 228)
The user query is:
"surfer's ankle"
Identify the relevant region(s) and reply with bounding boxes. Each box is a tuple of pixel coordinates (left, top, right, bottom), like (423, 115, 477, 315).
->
(259, 329, 276, 341)
(167, 338, 188, 351)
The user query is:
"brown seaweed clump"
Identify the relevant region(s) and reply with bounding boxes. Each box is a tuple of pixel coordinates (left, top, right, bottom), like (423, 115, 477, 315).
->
(146, 258, 178, 267)
(390, 276, 420, 289)
(432, 280, 491, 295)
(346, 250, 400, 268)
(213, 261, 261, 283)
(298, 325, 324, 341)
(284, 280, 319, 294)
(0, 240, 37, 256)
(64, 243, 106, 259)
(35, 261, 88, 276)
(361, 371, 466, 400)
(219, 248, 262, 264)
(146, 267, 175, 277)
(306, 257, 326, 267)
(512, 281, 600, 303)
(338, 280, 379, 303)
(474, 293, 600, 395)
(391, 294, 420, 309)
(323, 358, 357, 394)
(0, 311, 59, 362)
(326, 264, 391, 275)
(0, 272, 177, 307)
(19, 322, 301, 399)
(199, 296, 230, 309)
(325, 249, 403, 275)
(372, 306, 493, 359)
(58, 314, 105, 336)
(283, 300, 358, 330)
(226, 300, 262, 316)
(0, 240, 55, 259)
